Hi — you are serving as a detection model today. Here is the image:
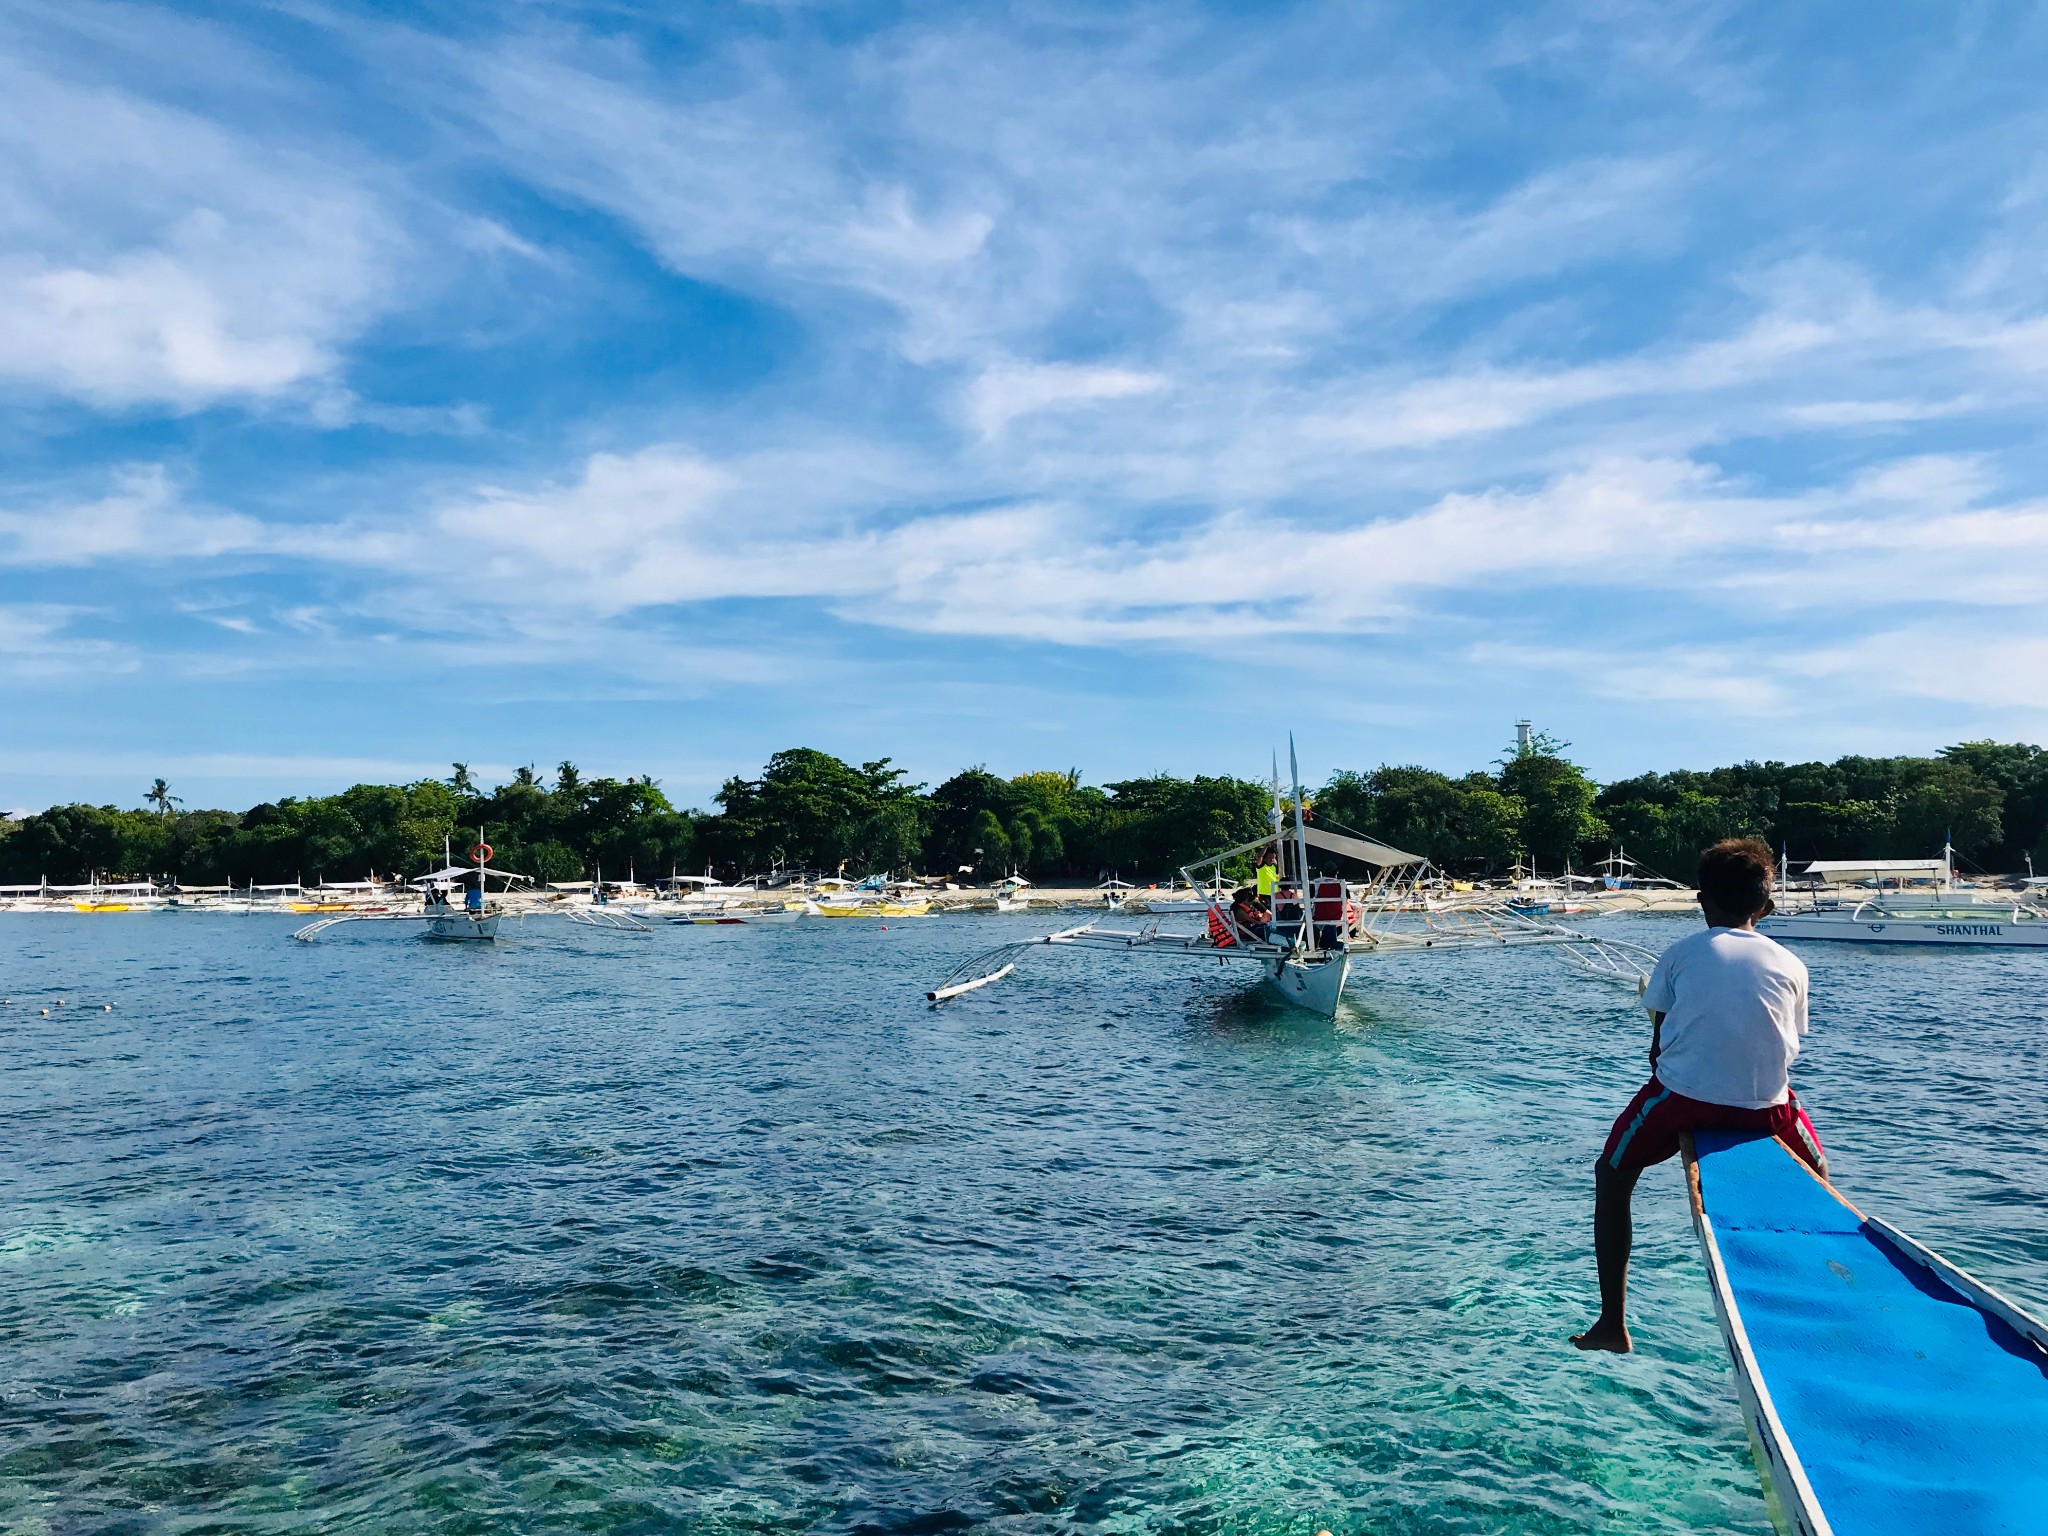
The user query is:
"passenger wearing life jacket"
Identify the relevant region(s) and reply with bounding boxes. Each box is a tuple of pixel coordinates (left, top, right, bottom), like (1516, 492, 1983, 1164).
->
(1231, 887, 1270, 942)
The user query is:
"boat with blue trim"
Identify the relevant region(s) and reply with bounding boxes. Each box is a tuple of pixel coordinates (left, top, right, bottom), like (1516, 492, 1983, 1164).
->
(1683, 1129, 2048, 1534)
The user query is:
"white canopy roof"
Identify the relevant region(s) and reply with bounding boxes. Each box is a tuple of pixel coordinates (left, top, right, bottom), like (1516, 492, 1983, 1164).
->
(413, 866, 528, 885)
(1802, 858, 1949, 885)
(1302, 825, 1427, 867)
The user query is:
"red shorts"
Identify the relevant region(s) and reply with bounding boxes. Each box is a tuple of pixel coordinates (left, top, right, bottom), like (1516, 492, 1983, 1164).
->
(1599, 1078, 1825, 1174)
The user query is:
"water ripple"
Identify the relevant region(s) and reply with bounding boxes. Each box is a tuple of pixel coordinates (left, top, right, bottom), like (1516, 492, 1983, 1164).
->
(2, 912, 2043, 1531)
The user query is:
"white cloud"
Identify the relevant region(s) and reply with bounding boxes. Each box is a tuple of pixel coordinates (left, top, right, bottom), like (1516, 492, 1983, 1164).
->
(0, 31, 397, 407)
(0, 466, 267, 566)
(1469, 641, 1796, 716)
(0, 604, 135, 678)
(967, 362, 1168, 438)
(11, 0, 2048, 752)
(1791, 628, 2048, 713)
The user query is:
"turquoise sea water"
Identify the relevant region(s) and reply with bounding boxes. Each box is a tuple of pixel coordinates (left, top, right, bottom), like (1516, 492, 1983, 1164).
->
(1, 911, 2043, 1534)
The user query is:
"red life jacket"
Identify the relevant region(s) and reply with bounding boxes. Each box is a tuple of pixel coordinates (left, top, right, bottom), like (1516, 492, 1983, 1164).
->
(1207, 906, 1237, 948)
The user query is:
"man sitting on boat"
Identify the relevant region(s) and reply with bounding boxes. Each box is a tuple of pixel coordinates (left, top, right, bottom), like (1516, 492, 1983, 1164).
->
(1572, 838, 1825, 1355)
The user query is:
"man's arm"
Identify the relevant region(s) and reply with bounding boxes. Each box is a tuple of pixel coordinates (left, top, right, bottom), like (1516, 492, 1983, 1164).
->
(1648, 1011, 1664, 1073)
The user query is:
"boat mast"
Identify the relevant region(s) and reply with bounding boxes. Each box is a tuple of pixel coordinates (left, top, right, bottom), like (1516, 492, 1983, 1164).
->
(1289, 735, 1314, 957)
(1268, 752, 1285, 886)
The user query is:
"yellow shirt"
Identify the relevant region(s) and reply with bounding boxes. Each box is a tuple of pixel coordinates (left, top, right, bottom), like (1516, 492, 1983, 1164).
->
(1256, 862, 1278, 897)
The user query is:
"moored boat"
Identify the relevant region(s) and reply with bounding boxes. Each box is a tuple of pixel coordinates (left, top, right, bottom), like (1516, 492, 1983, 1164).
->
(1683, 1129, 2048, 1534)
(1759, 850, 2048, 948)
(812, 899, 932, 918)
(665, 902, 806, 926)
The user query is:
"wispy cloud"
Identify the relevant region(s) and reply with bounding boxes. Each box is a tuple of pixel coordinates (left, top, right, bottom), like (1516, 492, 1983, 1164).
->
(0, 24, 401, 410)
(9, 0, 2048, 802)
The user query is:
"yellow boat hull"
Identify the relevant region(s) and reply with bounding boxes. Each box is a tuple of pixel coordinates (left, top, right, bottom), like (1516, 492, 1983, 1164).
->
(814, 901, 933, 918)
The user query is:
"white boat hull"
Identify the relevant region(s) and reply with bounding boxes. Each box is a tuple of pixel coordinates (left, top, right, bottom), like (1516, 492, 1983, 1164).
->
(668, 906, 803, 926)
(1760, 912, 2048, 947)
(1262, 949, 1351, 1016)
(424, 910, 500, 942)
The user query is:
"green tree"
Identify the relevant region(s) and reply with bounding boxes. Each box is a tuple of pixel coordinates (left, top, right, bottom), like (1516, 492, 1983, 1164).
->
(697, 748, 920, 875)
(1497, 753, 1602, 872)
(1318, 766, 1522, 870)
(923, 769, 1017, 876)
(1939, 742, 2047, 866)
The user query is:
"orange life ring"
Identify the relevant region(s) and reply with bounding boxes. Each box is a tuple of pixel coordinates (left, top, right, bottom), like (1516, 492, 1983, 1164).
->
(469, 842, 494, 863)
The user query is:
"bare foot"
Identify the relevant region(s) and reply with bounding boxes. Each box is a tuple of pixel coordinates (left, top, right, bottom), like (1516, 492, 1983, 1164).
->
(1570, 1320, 1633, 1353)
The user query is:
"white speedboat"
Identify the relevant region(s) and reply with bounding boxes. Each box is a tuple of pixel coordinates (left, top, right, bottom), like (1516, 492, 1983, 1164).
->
(1761, 902, 2048, 947)
(665, 902, 805, 926)
(1759, 851, 2048, 948)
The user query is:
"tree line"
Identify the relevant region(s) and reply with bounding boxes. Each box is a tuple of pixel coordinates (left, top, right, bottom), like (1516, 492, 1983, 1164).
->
(3, 740, 2044, 886)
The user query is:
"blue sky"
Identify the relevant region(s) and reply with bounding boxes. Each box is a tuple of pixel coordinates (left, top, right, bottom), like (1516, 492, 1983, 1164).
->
(6, 1, 2048, 813)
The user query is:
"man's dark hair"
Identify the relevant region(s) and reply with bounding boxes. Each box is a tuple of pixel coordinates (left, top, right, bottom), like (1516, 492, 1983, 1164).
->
(1697, 838, 1774, 917)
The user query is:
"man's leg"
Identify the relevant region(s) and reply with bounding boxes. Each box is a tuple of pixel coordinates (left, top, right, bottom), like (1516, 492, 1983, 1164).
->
(1771, 1092, 1828, 1179)
(1572, 1158, 1641, 1353)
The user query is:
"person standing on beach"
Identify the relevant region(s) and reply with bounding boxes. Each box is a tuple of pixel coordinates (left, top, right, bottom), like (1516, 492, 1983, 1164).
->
(1571, 838, 1824, 1354)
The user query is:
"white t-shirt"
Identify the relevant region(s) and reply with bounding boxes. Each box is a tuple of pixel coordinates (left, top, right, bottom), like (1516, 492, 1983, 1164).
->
(1642, 926, 1810, 1109)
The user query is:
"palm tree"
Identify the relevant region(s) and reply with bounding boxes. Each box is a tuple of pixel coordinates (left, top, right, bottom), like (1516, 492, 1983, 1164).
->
(556, 762, 581, 794)
(449, 763, 476, 794)
(145, 778, 181, 816)
(513, 764, 539, 788)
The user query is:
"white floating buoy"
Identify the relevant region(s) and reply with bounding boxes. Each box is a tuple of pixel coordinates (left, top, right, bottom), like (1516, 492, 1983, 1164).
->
(40, 1008, 49, 1017)
(103, 1004, 113, 1012)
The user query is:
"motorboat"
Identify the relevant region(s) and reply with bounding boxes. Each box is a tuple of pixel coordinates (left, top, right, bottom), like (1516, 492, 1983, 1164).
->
(1759, 850, 2048, 948)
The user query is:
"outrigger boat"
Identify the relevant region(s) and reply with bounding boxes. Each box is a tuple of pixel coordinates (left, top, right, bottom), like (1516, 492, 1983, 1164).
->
(928, 741, 1658, 1016)
(292, 836, 648, 943)
(1683, 1130, 2048, 1533)
(1759, 848, 2048, 948)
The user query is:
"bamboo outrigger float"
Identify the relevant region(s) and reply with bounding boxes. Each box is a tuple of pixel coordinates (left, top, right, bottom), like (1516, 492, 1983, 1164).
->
(927, 740, 1659, 1017)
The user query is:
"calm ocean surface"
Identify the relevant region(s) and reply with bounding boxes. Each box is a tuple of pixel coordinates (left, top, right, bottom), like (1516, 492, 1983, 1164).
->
(2, 911, 2044, 1534)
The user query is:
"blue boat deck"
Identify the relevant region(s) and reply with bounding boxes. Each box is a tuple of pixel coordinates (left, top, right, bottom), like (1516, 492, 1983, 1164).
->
(1687, 1130, 2048, 1534)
